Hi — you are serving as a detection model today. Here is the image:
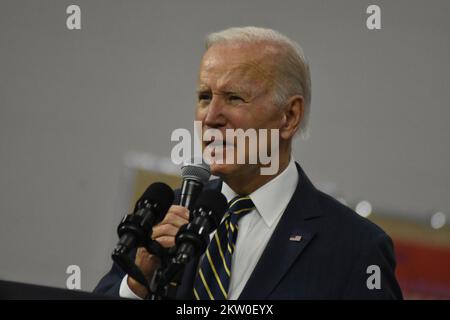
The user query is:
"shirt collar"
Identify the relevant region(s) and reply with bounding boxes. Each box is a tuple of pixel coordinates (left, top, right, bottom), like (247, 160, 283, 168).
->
(221, 157, 299, 227)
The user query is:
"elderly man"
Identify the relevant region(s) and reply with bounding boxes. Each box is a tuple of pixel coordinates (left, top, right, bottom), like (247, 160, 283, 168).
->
(94, 26, 403, 299)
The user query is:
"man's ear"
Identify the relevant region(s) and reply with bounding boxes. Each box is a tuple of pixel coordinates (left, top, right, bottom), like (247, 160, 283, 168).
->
(279, 95, 304, 140)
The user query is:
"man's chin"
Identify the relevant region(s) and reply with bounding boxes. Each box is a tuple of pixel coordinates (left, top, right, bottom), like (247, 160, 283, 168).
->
(209, 162, 238, 178)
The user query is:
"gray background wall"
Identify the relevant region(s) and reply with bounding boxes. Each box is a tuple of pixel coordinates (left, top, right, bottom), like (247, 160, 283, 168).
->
(0, 0, 449, 291)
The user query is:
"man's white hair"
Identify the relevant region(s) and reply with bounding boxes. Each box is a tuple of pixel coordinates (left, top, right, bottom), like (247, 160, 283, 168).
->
(206, 26, 311, 137)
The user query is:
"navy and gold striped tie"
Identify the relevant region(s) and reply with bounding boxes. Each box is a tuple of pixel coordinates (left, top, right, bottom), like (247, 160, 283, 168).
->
(193, 196, 255, 300)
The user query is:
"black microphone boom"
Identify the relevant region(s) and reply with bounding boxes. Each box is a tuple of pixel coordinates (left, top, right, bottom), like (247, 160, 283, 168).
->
(152, 189, 228, 293)
(112, 182, 174, 259)
(150, 189, 227, 295)
(174, 189, 228, 264)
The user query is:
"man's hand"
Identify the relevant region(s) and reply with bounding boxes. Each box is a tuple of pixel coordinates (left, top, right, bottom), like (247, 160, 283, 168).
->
(127, 205, 190, 298)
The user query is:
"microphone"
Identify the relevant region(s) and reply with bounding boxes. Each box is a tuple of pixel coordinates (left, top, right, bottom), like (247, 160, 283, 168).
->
(174, 189, 228, 264)
(179, 159, 211, 211)
(112, 182, 174, 259)
(150, 189, 227, 294)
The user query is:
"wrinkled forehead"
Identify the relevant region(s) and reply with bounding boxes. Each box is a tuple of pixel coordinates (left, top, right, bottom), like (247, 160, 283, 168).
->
(198, 43, 278, 92)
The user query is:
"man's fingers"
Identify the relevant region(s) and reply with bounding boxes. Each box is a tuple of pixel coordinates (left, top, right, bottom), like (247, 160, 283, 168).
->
(160, 213, 189, 229)
(147, 205, 190, 247)
(136, 247, 149, 257)
(163, 205, 189, 221)
(155, 236, 175, 248)
(152, 224, 179, 240)
(136, 247, 157, 264)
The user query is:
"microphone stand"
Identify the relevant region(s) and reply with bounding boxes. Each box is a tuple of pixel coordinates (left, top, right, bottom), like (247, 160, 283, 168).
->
(149, 246, 193, 300)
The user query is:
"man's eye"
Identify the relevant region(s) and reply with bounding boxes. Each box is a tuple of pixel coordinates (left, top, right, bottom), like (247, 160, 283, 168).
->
(229, 95, 244, 102)
(198, 93, 211, 102)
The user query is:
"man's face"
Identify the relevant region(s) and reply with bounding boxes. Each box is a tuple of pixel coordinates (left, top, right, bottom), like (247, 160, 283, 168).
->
(195, 42, 284, 180)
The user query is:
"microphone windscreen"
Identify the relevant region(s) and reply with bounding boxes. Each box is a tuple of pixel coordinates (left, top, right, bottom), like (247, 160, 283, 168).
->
(136, 182, 174, 215)
(181, 159, 211, 183)
(194, 189, 228, 227)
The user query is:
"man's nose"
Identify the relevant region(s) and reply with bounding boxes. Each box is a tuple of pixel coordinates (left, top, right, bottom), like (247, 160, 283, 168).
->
(204, 95, 227, 128)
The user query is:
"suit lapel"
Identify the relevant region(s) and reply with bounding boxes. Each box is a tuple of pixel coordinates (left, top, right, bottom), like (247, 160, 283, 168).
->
(238, 163, 322, 299)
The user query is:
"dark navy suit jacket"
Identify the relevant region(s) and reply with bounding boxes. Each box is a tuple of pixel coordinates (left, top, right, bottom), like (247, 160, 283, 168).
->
(94, 163, 403, 299)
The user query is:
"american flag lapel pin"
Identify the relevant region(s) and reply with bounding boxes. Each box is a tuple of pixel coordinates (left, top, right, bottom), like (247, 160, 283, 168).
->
(289, 235, 302, 242)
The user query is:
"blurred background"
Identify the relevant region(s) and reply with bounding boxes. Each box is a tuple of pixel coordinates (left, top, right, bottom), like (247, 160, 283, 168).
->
(0, 0, 449, 299)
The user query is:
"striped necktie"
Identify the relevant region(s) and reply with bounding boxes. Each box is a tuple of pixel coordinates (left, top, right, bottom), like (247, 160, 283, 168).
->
(193, 196, 255, 300)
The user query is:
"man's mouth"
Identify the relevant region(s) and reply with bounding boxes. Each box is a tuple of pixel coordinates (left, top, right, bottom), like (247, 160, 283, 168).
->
(205, 139, 233, 148)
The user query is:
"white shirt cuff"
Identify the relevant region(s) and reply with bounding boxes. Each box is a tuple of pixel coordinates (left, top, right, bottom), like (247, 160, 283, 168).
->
(119, 275, 143, 300)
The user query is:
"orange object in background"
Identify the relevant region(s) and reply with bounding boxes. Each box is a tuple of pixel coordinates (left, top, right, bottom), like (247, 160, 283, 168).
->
(394, 239, 450, 299)
(370, 215, 450, 299)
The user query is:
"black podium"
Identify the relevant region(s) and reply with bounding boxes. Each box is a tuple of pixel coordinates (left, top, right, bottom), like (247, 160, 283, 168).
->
(0, 280, 121, 300)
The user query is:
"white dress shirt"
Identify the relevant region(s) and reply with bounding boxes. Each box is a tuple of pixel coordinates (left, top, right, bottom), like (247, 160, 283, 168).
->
(120, 157, 299, 299)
